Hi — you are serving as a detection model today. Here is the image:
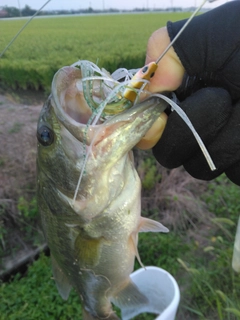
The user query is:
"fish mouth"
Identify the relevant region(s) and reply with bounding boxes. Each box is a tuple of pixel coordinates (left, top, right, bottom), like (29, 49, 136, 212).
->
(51, 66, 168, 146)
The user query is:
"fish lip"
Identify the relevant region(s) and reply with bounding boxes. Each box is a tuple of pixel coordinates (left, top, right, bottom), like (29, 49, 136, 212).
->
(51, 66, 168, 143)
(103, 96, 167, 125)
(88, 97, 168, 151)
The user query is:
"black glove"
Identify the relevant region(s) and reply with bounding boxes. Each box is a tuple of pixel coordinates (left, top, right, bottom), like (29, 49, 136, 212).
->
(153, 2, 240, 185)
(153, 87, 240, 185)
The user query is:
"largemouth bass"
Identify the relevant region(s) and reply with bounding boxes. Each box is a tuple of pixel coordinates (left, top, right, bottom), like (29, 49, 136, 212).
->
(37, 65, 169, 320)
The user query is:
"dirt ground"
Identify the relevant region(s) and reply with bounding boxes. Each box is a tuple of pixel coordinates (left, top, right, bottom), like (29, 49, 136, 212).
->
(0, 93, 43, 206)
(0, 92, 46, 276)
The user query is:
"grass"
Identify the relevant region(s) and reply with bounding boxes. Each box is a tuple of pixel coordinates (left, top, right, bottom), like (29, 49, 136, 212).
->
(0, 12, 190, 92)
(176, 175, 240, 320)
(0, 254, 82, 320)
(1, 170, 240, 319)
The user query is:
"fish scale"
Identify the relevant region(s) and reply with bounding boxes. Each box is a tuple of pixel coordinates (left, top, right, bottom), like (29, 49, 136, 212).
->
(37, 64, 169, 319)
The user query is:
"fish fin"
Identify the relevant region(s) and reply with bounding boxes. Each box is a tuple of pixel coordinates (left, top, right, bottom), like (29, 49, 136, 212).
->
(130, 233, 144, 268)
(111, 280, 148, 320)
(75, 234, 104, 267)
(139, 217, 169, 233)
(82, 308, 120, 320)
(51, 255, 72, 300)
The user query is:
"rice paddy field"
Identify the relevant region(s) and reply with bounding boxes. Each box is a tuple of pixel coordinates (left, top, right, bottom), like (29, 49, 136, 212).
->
(0, 12, 189, 92)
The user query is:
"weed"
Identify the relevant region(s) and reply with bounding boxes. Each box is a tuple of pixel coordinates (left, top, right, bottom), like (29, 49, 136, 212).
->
(136, 231, 190, 275)
(0, 254, 82, 320)
(177, 175, 240, 319)
(17, 196, 38, 220)
(8, 122, 24, 134)
(0, 159, 5, 167)
(138, 156, 161, 190)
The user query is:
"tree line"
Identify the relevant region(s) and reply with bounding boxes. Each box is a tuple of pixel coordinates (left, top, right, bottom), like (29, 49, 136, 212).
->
(0, 5, 188, 18)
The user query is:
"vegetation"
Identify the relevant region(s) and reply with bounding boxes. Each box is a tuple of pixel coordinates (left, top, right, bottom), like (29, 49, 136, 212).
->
(1, 162, 240, 319)
(0, 12, 189, 92)
(1, 10, 240, 320)
(0, 254, 82, 320)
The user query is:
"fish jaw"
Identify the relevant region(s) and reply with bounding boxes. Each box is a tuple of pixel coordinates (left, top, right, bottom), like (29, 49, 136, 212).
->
(88, 97, 168, 166)
(51, 66, 168, 165)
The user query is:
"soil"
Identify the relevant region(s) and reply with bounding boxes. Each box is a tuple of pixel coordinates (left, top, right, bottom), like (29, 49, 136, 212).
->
(0, 91, 46, 278)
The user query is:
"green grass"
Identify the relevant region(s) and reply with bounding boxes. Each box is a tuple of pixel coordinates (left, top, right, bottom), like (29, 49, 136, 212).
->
(0, 233, 186, 320)
(0, 12, 190, 92)
(1, 175, 240, 319)
(0, 254, 82, 320)
(177, 175, 240, 320)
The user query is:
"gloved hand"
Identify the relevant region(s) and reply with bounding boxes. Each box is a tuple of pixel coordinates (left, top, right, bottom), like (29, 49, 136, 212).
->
(145, 1, 240, 185)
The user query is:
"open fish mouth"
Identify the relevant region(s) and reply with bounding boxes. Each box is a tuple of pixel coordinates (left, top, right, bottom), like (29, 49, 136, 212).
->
(51, 65, 168, 146)
(49, 61, 215, 172)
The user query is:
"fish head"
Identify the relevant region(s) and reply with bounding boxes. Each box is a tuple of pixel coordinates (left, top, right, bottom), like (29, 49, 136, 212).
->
(37, 65, 168, 196)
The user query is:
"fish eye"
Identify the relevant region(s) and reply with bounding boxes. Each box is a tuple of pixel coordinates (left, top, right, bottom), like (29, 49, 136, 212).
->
(37, 126, 54, 146)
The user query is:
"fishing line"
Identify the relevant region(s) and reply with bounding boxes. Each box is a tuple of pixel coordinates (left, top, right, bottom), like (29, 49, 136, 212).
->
(0, 0, 51, 58)
(151, 93, 216, 171)
(155, 0, 214, 64)
(72, 68, 140, 204)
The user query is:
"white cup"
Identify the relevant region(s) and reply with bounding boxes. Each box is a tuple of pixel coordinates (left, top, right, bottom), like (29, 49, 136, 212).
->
(125, 266, 180, 320)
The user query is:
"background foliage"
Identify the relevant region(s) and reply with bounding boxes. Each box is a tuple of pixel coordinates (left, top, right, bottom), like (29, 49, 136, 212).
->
(0, 12, 189, 92)
(1, 10, 240, 320)
(1, 168, 240, 320)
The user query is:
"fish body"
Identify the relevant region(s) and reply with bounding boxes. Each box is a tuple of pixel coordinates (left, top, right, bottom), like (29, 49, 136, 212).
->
(37, 65, 168, 319)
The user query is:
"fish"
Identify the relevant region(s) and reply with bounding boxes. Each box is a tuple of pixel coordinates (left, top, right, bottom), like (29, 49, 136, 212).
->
(36, 64, 169, 320)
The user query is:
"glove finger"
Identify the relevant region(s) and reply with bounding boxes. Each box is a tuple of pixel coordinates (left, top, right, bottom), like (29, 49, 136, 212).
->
(153, 87, 232, 168)
(183, 99, 240, 183)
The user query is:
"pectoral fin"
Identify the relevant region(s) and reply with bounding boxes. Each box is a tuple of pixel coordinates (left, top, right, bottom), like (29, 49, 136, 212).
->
(139, 217, 169, 233)
(51, 255, 72, 300)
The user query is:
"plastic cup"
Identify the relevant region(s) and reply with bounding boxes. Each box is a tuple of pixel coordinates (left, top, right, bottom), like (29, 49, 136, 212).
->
(124, 266, 180, 320)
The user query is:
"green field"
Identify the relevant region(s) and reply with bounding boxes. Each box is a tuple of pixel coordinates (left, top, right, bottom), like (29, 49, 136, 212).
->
(0, 12, 189, 92)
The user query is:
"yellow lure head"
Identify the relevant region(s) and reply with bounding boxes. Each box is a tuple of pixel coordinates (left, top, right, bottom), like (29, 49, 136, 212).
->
(123, 62, 158, 103)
